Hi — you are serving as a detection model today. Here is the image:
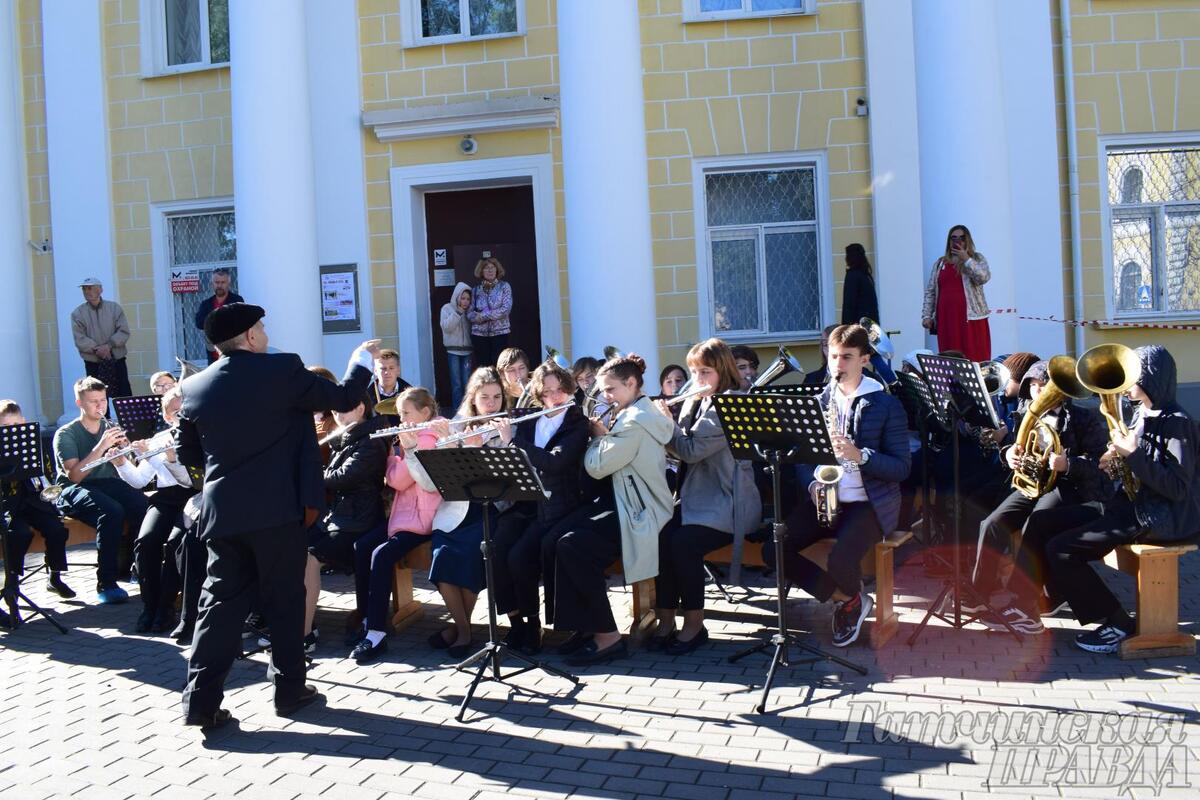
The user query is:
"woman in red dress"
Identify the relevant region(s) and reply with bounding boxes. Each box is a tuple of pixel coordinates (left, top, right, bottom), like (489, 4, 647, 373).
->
(920, 224, 992, 361)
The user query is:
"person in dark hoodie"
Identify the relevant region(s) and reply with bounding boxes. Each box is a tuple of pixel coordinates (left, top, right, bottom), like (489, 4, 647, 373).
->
(1008, 345, 1199, 653)
(971, 359, 1110, 633)
(772, 324, 911, 648)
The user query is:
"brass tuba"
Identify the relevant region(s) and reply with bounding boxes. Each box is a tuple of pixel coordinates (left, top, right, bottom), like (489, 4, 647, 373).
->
(751, 346, 804, 389)
(1076, 343, 1142, 501)
(1010, 355, 1090, 499)
(859, 318, 895, 361)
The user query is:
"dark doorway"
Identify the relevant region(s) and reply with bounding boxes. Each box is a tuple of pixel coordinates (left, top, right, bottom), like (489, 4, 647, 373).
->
(424, 185, 541, 407)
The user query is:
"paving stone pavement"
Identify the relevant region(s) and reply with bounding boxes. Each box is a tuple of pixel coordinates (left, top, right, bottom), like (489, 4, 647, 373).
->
(0, 542, 1197, 799)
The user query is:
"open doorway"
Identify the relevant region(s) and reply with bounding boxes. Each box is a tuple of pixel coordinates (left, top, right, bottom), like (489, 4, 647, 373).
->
(423, 185, 541, 407)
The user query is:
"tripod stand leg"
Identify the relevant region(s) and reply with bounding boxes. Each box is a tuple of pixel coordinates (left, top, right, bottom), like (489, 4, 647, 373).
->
(755, 644, 785, 714)
(16, 590, 67, 634)
(703, 561, 734, 604)
(907, 580, 952, 645)
(457, 653, 492, 722)
(503, 645, 579, 683)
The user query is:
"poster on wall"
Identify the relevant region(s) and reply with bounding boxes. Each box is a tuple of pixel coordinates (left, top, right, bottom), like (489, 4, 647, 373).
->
(319, 263, 361, 333)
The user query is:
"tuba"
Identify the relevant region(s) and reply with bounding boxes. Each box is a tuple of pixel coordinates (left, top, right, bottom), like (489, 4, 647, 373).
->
(1077, 343, 1142, 501)
(1010, 355, 1090, 499)
(751, 346, 804, 389)
(859, 318, 895, 361)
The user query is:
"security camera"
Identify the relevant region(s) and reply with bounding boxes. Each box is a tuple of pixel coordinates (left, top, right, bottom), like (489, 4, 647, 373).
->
(460, 135, 478, 155)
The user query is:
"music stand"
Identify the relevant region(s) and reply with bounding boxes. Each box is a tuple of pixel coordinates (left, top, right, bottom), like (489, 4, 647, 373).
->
(748, 384, 825, 397)
(894, 371, 942, 549)
(112, 395, 163, 441)
(712, 393, 867, 714)
(0, 423, 67, 633)
(415, 447, 579, 722)
(907, 355, 1019, 644)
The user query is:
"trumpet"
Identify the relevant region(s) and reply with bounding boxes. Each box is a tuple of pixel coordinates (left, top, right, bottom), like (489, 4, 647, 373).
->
(37, 477, 63, 503)
(435, 401, 576, 448)
(664, 383, 712, 407)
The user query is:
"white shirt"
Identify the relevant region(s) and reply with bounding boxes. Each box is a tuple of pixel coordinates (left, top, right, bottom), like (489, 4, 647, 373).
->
(828, 376, 885, 503)
(534, 408, 567, 449)
(116, 449, 191, 490)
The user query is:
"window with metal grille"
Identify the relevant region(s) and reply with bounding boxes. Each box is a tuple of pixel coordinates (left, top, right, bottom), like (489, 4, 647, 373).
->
(167, 211, 237, 361)
(684, 0, 813, 22)
(141, 0, 229, 76)
(701, 165, 823, 338)
(404, 0, 524, 47)
(1106, 144, 1200, 316)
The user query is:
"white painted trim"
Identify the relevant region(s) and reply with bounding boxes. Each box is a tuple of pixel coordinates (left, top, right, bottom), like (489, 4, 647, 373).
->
(689, 150, 834, 344)
(363, 96, 559, 143)
(138, 0, 229, 78)
(149, 197, 236, 372)
(399, 0, 527, 49)
(388, 154, 563, 391)
(1097, 132, 1200, 322)
(682, 0, 814, 23)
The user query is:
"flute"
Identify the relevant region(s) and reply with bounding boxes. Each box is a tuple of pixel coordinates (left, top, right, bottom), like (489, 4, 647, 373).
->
(664, 383, 712, 407)
(435, 402, 576, 448)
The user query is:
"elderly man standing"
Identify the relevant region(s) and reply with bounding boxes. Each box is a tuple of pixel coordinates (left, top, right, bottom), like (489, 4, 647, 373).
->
(194, 268, 243, 364)
(71, 278, 132, 398)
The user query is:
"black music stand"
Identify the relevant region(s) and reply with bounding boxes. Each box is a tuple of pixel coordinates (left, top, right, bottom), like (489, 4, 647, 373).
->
(0, 423, 67, 634)
(749, 384, 825, 397)
(712, 393, 867, 714)
(907, 355, 1019, 644)
(415, 447, 579, 722)
(111, 395, 163, 441)
(894, 371, 942, 549)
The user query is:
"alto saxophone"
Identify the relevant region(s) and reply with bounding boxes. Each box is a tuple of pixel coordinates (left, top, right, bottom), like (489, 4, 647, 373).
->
(814, 397, 845, 528)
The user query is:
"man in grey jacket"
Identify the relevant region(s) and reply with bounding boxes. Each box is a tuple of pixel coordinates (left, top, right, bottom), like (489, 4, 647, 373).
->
(71, 278, 132, 398)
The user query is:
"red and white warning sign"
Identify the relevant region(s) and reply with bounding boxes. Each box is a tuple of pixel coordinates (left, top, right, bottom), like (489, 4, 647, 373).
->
(170, 269, 200, 293)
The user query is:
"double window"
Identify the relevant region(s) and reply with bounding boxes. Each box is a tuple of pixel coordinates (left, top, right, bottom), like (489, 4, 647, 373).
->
(403, 0, 525, 47)
(696, 158, 830, 341)
(683, 0, 814, 23)
(142, 0, 229, 76)
(1105, 143, 1200, 317)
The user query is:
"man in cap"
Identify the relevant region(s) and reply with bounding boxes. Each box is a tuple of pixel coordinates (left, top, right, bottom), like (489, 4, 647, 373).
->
(70, 278, 132, 398)
(177, 302, 380, 730)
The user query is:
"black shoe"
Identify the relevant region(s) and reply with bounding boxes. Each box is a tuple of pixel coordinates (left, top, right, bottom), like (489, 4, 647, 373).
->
(566, 637, 628, 667)
(447, 641, 473, 659)
(344, 624, 367, 648)
(184, 708, 233, 732)
(555, 631, 593, 656)
(503, 620, 526, 650)
(665, 626, 709, 656)
(303, 631, 319, 656)
(171, 621, 194, 645)
(427, 629, 453, 650)
(152, 609, 176, 634)
(275, 684, 321, 716)
(644, 625, 676, 652)
(135, 608, 155, 633)
(46, 574, 76, 599)
(831, 592, 873, 648)
(518, 622, 542, 656)
(351, 636, 386, 664)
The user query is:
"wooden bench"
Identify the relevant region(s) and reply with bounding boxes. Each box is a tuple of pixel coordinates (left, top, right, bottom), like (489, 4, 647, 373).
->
(1103, 542, 1197, 660)
(603, 562, 656, 642)
(390, 541, 432, 631)
(707, 529, 914, 649)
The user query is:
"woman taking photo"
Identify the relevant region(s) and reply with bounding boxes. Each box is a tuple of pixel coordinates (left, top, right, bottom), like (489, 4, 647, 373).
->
(841, 243, 879, 325)
(921, 224, 992, 362)
(650, 339, 760, 655)
(467, 257, 513, 369)
(544, 354, 674, 666)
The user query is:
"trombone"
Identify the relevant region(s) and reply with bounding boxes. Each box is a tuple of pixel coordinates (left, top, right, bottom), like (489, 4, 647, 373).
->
(435, 401, 577, 448)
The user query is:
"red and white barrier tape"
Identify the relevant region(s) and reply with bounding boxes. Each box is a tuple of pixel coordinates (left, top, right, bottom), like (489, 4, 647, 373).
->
(988, 308, 1200, 331)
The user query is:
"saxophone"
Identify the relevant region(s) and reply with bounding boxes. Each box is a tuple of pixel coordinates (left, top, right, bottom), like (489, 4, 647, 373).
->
(814, 396, 845, 528)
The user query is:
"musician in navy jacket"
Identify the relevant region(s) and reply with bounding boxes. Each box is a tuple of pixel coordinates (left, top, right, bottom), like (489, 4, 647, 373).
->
(773, 324, 910, 647)
(176, 303, 377, 730)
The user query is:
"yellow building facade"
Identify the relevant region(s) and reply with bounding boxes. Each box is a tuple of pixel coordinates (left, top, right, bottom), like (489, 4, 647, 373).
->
(4, 0, 1198, 424)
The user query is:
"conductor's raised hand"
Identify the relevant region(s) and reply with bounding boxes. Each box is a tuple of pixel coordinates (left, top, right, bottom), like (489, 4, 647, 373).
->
(359, 339, 383, 360)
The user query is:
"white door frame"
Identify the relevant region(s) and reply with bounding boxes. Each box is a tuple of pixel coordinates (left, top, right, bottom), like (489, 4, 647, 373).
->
(389, 154, 563, 391)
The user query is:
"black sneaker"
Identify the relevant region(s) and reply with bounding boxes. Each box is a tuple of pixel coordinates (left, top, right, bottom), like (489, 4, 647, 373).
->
(46, 574, 76, 599)
(135, 608, 155, 633)
(351, 636, 387, 664)
(831, 592, 873, 648)
(1075, 625, 1129, 654)
(503, 619, 526, 650)
(303, 631, 319, 656)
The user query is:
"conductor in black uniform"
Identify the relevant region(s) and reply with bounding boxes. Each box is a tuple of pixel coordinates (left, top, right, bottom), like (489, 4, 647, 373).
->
(178, 302, 379, 729)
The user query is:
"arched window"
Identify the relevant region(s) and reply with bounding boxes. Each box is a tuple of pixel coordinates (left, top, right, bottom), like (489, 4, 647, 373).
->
(1120, 167, 1144, 204)
(1118, 261, 1141, 310)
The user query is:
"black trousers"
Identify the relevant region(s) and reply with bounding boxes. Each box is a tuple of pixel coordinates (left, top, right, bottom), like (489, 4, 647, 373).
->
(654, 516, 731, 611)
(548, 498, 623, 633)
(4, 506, 69, 575)
(777, 500, 882, 602)
(973, 488, 1065, 596)
(491, 507, 557, 619)
(1015, 496, 1140, 625)
(471, 333, 508, 370)
(135, 488, 192, 614)
(175, 524, 206, 630)
(84, 357, 132, 398)
(57, 478, 146, 586)
(182, 521, 308, 717)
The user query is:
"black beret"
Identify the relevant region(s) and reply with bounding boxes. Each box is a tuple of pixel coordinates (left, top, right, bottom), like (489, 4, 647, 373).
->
(204, 302, 265, 345)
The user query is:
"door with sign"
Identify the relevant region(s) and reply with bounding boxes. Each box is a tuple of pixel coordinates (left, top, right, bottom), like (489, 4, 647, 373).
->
(423, 186, 540, 407)
(166, 211, 239, 362)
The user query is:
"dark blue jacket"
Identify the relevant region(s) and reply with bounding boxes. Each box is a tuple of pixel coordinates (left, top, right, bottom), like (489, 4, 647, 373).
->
(194, 292, 244, 332)
(797, 380, 911, 535)
(1125, 346, 1199, 544)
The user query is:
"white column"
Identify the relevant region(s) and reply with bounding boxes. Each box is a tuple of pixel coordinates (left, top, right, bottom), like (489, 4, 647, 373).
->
(230, 0, 322, 362)
(912, 0, 1018, 357)
(0, 2, 40, 420)
(557, 1, 658, 375)
(305, 0, 372, 370)
(861, 0, 925, 362)
(43, 0, 116, 422)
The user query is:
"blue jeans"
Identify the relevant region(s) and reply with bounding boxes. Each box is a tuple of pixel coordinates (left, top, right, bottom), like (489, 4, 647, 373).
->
(57, 478, 148, 586)
(446, 351, 472, 409)
(352, 526, 426, 632)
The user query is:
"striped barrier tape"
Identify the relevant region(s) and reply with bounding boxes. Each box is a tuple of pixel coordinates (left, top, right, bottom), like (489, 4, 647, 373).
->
(988, 308, 1200, 331)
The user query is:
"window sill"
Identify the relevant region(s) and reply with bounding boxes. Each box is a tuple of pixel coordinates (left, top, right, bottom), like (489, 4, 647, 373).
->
(402, 30, 523, 49)
(1099, 314, 1200, 329)
(682, 9, 812, 24)
(142, 61, 229, 80)
(713, 331, 824, 347)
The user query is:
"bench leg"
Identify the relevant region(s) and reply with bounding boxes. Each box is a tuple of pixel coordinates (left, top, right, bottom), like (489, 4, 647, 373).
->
(390, 567, 424, 632)
(1120, 553, 1196, 660)
(870, 542, 900, 650)
(628, 579, 657, 646)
